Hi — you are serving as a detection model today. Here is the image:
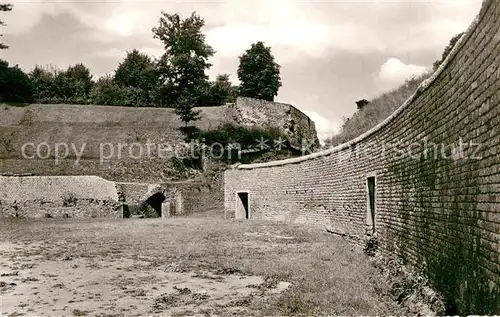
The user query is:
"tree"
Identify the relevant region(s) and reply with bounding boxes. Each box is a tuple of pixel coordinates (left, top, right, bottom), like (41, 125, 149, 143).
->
(89, 75, 123, 106)
(0, 59, 34, 103)
(203, 74, 239, 106)
(356, 99, 369, 110)
(1, 4, 13, 50)
(64, 63, 93, 103)
(114, 49, 159, 105)
(152, 11, 214, 123)
(433, 32, 464, 70)
(174, 93, 202, 127)
(237, 41, 281, 102)
(29, 65, 56, 102)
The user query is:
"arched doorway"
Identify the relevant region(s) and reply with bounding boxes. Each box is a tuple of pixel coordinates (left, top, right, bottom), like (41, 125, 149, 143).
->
(145, 192, 166, 217)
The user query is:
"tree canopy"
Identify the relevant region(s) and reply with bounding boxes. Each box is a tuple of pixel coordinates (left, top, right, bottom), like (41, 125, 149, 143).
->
(0, 11, 282, 112)
(152, 11, 214, 124)
(0, 59, 34, 103)
(237, 41, 281, 102)
(114, 49, 159, 105)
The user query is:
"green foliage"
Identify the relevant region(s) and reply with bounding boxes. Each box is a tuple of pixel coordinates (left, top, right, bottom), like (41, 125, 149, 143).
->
(1, 11, 242, 109)
(0, 4, 13, 50)
(202, 74, 239, 106)
(1, 10, 237, 109)
(153, 11, 214, 110)
(89, 75, 123, 106)
(114, 49, 159, 105)
(29, 63, 93, 104)
(0, 59, 34, 103)
(196, 123, 281, 148)
(433, 32, 464, 71)
(63, 63, 93, 102)
(237, 41, 281, 101)
(191, 123, 292, 164)
(128, 203, 159, 218)
(30, 65, 57, 102)
(174, 93, 202, 126)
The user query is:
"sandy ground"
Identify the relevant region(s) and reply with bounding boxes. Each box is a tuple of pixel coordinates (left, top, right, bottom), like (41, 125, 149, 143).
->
(0, 242, 288, 316)
(0, 217, 402, 316)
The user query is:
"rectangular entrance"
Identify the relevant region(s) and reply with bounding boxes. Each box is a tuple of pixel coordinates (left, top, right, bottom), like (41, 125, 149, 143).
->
(367, 176, 376, 233)
(236, 192, 249, 219)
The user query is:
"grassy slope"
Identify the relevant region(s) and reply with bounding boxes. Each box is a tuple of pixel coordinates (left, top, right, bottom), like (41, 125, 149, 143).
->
(325, 74, 430, 147)
(0, 217, 402, 316)
(0, 104, 232, 159)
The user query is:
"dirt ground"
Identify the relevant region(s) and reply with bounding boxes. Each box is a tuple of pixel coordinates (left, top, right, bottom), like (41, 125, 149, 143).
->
(0, 217, 403, 316)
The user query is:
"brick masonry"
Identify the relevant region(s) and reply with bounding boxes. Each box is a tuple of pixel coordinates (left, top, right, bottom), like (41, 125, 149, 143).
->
(0, 175, 221, 219)
(224, 0, 500, 314)
(0, 176, 121, 218)
(115, 173, 224, 217)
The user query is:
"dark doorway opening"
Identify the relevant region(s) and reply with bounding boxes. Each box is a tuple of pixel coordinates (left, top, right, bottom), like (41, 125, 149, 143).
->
(145, 192, 166, 217)
(237, 192, 249, 219)
(367, 176, 376, 233)
(122, 204, 131, 218)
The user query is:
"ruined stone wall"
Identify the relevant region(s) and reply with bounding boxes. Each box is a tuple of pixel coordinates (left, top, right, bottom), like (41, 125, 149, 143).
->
(182, 172, 225, 217)
(0, 176, 120, 218)
(116, 182, 160, 204)
(224, 0, 500, 314)
(231, 97, 320, 148)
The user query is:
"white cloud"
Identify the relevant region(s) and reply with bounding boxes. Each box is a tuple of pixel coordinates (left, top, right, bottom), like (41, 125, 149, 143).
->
(375, 57, 429, 89)
(3, 2, 59, 35)
(205, 22, 331, 61)
(5, 0, 481, 60)
(304, 111, 341, 145)
(104, 11, 144, 37)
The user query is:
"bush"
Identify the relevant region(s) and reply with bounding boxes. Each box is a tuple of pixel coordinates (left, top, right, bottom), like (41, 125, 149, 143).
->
(196, 123, 283, 148)
(0, 60, 34, 103)
(62, 192, 78, 207)
(128, 203, 159, 218)
(188, 123, 294, 164)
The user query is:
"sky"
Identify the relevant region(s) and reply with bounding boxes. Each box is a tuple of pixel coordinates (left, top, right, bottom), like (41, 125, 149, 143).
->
(1, 0, 482, 142)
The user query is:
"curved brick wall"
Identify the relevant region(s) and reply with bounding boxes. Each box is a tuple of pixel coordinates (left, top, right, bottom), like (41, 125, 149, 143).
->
(224, 0, 499, 314)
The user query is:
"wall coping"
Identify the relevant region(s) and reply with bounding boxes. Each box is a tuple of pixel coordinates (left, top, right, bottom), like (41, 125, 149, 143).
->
(0, 175, 115, 183)
(237, 0, 491, 170)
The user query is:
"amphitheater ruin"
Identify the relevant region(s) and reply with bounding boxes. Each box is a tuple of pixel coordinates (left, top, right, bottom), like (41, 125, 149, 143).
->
(0, 0, 499, 314)
(226, 0, 500, 312)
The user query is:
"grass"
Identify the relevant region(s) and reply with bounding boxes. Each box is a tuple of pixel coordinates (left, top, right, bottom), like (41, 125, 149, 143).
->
(0, 217, 402, 315)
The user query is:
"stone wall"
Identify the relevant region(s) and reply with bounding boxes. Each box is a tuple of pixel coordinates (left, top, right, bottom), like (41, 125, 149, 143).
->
(114, 174, 224, 217)
(181, 172, 225, 217)
(230, 97, 320, 149)
(224, 0, 499, 314)
(0, 174, 223, 219)
(116, 182, 160, 204)
(0, 176, 120, 218)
